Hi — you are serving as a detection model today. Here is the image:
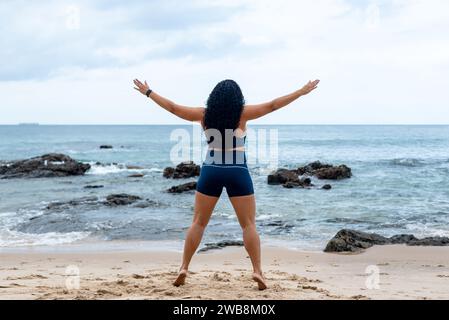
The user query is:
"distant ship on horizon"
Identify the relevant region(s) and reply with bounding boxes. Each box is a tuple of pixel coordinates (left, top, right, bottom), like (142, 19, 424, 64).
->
(18, 123, 39, 126)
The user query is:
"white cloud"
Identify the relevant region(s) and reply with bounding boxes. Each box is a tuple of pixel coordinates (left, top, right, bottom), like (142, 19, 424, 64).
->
(0, 0, 448, 124)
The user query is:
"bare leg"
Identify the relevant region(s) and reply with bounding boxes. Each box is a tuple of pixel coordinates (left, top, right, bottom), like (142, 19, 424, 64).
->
(229, 195, 267, 290)
(173, 191, 219, 286)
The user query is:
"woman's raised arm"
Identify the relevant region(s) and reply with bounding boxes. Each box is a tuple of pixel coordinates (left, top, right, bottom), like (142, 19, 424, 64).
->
(242, 80, 320, 121)
(133, 79, 204, 122)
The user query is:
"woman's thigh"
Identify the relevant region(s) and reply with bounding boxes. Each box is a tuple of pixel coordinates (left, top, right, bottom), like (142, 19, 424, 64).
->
(192, 191, 220, 226)
(229, 195, 256, 228)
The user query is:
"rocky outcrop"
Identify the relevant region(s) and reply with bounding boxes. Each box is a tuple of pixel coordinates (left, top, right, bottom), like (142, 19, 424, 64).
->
(267, 168, 326, 189)
(297, 161, 333, 175)
(84, 185, 104, 189)
(104, 194, 142, 206)
(167, 181, 197, 194)
(128, 173, 145, 178)
(297, 161, 352, 180)
(0, 154, 91, 179)
(45, 194, 159, 212)
(324, 229, 449, 253)
(163, 161, 200, 179)
(267, 161, 352, 189)
(314, 165, 352, 180)
(267, 169, 300, 185)
(198, 240, 244, 253)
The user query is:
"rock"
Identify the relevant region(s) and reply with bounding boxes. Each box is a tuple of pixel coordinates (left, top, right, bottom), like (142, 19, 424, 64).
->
(322, 184, 332, 190)
(0, 154, 91, 179)
(314, 165, 352, 180)
(297, 161, 332, 175)
(132, 199, 160, 208)
(167, 181, 197, 194)
(282, 181, 300, 189)
(408, 237, 449, 246)
(301, 177, 312, 186)
(198, 240, 244, 253)
(324, 229, 390, 253)
(46, 196, 99, 211)
(163, 161, 200, 179)
(104, 194, 142, 206)
(297, 161, 352, 180)
(268, 162, 351, 188)
(46, 194, 159, 212)
(389, 234, 418, 244)
(325, 229, 449, 253)
(84, 185, 104, 189)
(126, 165, 144, 170)
(128, 173, 145, 178)
(268, 169, 299, 185)
(99, 145, 113, 149)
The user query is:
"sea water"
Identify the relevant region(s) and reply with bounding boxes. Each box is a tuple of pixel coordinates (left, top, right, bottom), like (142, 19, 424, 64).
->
(0, 125, 448, 251)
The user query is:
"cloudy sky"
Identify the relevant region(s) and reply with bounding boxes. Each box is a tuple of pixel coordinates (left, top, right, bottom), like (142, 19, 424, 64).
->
(1, 0, 448, 124)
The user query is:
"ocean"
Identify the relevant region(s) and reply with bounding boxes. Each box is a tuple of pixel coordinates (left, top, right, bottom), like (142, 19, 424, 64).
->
(0, 125, 448, 251)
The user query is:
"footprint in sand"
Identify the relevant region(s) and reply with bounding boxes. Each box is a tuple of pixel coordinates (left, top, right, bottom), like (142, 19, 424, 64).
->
(211, 273, 230, 282)
(6, 274, 48, 280)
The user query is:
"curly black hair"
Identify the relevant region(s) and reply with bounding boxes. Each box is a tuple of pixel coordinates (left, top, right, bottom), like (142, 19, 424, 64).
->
(203, 79, 245, 146)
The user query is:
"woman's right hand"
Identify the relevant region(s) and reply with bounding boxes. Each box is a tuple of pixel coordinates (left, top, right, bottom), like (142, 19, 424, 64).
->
(300, 80, 320, 96)
(133, 79, 150, 95)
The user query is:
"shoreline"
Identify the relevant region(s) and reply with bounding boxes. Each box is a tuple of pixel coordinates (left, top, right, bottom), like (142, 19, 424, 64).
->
(0, 238, 328, 254)
(1, 245, 449, 300)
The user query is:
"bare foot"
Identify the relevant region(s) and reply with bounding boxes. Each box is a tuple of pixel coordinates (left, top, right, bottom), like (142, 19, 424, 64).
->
(173, 269, 188, 287)
(252, 273, 267, 290)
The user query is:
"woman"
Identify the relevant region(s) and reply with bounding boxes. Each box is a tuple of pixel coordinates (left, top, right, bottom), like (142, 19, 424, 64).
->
(133, 78, 319, 290)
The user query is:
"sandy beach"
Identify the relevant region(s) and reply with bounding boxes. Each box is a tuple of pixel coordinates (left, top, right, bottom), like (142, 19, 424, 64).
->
(1, 245, 448, 300)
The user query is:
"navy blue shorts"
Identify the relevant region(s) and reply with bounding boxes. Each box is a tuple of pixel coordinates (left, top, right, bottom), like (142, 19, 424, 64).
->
(196, 150, 254, 198)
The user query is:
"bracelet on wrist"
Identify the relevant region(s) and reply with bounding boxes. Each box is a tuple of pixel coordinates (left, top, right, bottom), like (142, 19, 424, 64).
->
(145, 89, 153, 97)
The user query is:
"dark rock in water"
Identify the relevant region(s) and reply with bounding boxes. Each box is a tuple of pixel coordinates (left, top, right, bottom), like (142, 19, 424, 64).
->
(128, 173, 145, 178)
(126, 165, 144, 170)
(198, 240, 244, 253)
(46, 196, 99, 211)
(273, 172, 313, 189)
(46, 194, 159, 212)
(297, 161, 352, 180)
(99, 145, 113, 149)
(268, 162, 351, 188)
(104, 194, 142, 206)
(132, 199, 161, 208)
(325, 229, 449, 253)
(297, 161, 333, 175)
(268, 169, 299, 185)
(167, 181, 197, 194)
(0, 154, 91, 179)
(163, 161, 200, 179)
(322, 184, 332, 190)
(84, 185, 104, 189)
(314, 165, 352, 180)
(282, 181, 300, 189)
(302, 177, 312, 186)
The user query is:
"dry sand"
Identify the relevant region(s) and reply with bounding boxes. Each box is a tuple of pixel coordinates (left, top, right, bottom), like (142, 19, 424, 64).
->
(1, 245, 448, 300)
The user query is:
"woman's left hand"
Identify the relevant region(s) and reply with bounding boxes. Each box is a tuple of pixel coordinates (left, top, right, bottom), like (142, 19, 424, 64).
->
(133, 79, 150, 95)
